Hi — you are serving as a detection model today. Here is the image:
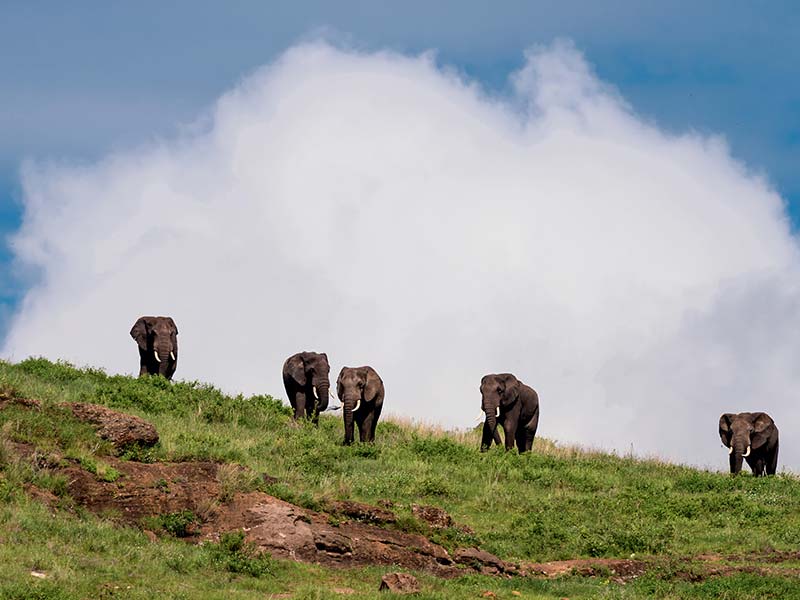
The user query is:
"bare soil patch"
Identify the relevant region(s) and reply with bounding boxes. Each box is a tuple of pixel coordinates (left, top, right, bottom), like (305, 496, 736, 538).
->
(19, 445, 474, 576)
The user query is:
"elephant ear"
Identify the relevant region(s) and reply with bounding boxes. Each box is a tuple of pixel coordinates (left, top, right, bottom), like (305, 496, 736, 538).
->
(362, 367, 382, 401)
(130, 317, 150, 351)
(336, 367, 346, 399)
(167, 317, 178, 354)
(718, 413, 734, 447)
(750, 413, 774, 449)
(286, 354, 306, 386)
(501, 374, 521, 406)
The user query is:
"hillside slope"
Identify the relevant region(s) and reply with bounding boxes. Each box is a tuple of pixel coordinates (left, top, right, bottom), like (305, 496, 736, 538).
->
(1, 358, 799, 599)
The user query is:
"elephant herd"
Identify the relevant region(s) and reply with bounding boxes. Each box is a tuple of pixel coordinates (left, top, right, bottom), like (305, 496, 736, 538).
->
(129, 316, 780, 475)
(282, 350, 385, 445)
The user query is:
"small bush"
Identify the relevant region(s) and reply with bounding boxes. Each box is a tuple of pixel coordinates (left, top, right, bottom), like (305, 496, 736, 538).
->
(413, 474, 453, 498)
(17, 358, 90, 384)
(119, 441, 160, 463)
(0, 581, 77, 600)
(351, 444, 380, 459)
(217, 463, 261, 503)
(207, 530, 274, 577)
(410, 434, 472, 462)
(71, 455, 121, 482)
(145, 510, 198, 537)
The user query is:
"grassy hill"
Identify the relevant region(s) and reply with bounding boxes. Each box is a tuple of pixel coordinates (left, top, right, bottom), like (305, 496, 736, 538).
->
(1, 358, 799, 599)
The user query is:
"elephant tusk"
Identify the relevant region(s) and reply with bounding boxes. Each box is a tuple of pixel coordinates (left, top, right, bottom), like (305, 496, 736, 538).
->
(743, 445, 751, 458)
(312, 386, 319, 400)
(495, 406, 500, 418)
(170, 352, 176, 361)
(153, 350, 161, 363)
(728, 446, 734, 455)
(329, 389, 338, 401)
(352, 399, 361, 413)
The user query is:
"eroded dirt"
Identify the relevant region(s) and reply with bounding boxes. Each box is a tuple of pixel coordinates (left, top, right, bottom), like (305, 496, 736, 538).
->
(16, 445, 503, 577)
(6, 399, 800, 583)
(13, 438, 800, 582)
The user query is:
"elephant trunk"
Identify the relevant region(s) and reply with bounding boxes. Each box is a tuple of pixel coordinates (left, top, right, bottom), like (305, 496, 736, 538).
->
(312, 380, 330, 413)
(729, 436, 749, 474)
(153, 341, 173, 377)
(481, 407, 500, 451)
(157, 350, 171, 376)
(342, 395, 359, 445)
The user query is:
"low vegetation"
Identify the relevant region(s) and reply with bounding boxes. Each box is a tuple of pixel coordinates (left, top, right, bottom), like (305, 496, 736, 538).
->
(1, 357, 799, 598)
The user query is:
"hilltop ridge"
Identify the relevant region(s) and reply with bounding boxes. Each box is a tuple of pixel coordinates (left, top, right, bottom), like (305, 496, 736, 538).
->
(1, 358, 799, 599)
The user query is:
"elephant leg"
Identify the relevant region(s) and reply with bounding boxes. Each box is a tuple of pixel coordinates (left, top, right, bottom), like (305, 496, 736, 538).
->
(293, 391, 307, 420)
(522, 414, 537, 453)
(503, 420, 516, 451)
(368, 401, 383, 442)
(514, 427, 526, 453)
(355, 409, 368, 442)
(516, 426, 535, 453)
(767, 442, 779, 475)
(359, 411, 373, 443)
(138, 349, 149, 377)
(525, 429, 535, 452)
(310, 401, 320, 425)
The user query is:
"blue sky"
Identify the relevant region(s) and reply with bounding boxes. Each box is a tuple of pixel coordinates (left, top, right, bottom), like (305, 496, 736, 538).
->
(1, 1, 799, 334)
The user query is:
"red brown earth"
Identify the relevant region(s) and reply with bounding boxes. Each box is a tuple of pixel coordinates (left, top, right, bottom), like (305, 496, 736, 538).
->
(14, 442, 505, 577)
(6, 400, 800, 583)
(61, 402, 159, 450)
(29, 446, 800, 583)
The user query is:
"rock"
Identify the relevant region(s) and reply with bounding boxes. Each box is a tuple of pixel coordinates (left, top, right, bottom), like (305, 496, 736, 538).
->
(261, 473, 279, 485)
(412, 504, 452, 529)
(313, 529, 354, 556)
(143, 530, 158, 543)
(453, 547, 511, 575)
(243, 498, 318, 560)
(62, 402, 159, 450)
(0, 391, 41, 411)
(329, 500, 397, 524)
(379, 572, 420, 593)
(411, 503, 474, 534)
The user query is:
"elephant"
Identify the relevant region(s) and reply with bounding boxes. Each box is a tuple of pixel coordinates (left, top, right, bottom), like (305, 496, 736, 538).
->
(337, 366, 384, 445)
(480, 373, 539, 453)
(718, 412, 779, 476)
(282, 351, 331, 424)
(130, 316, 178, 380)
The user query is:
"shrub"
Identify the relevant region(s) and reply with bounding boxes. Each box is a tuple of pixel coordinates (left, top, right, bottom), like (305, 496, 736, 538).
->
(207, 530, 274, 577)
(145, 510, 198, 537)
(410, 434, 472, 462)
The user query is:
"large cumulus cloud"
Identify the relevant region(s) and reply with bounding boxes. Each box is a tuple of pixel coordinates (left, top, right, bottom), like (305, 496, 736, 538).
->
(4, 40, 799, 470)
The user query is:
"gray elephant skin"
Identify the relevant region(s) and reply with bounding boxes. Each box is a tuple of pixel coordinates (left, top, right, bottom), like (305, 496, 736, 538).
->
(282, 351, 330, 424)
(718, 412, 779, 476)
(480, 373, 539, 453)
(130, 316, 178, 380)
(337, 366, 384, 445)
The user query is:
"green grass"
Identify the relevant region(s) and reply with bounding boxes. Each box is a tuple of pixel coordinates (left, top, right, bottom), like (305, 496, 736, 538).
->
(2, 357, 800, 598)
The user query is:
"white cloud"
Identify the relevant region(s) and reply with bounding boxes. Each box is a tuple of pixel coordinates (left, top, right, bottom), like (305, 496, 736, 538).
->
(4, 40, 800, 470)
